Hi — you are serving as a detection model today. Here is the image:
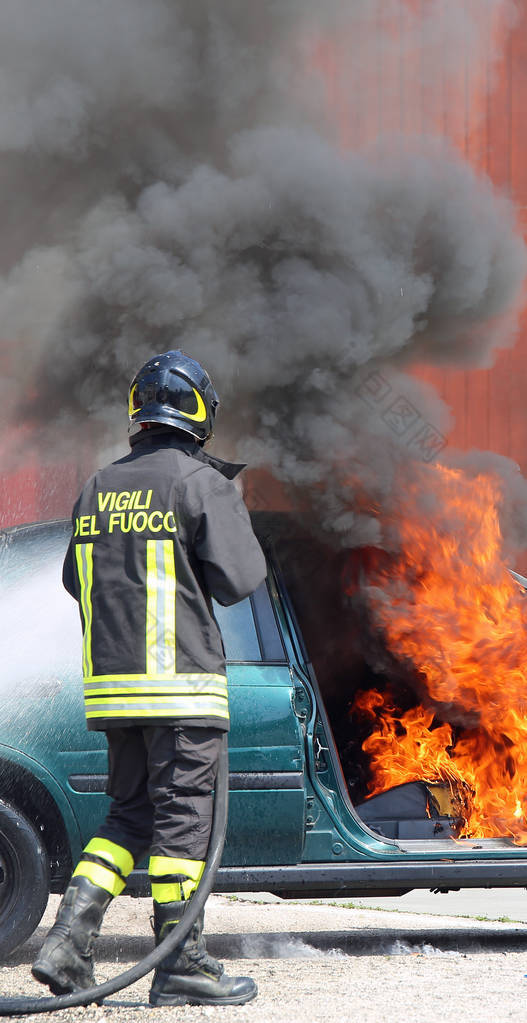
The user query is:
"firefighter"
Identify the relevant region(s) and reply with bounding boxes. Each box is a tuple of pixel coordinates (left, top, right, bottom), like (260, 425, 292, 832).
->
(32, 350, 267, 1007)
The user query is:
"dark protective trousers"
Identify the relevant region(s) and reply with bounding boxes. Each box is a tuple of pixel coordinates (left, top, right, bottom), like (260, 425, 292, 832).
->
(96, 724, 223, 863)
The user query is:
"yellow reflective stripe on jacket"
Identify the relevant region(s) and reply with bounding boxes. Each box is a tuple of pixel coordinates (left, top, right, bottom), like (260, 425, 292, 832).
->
(83, 672, 227, 688)
(146, 539, 176, 676)
(84, 685, 227, 697)
(83, 837, 134, 877)
(85, 697, 228, 709)
(83, 676, 228, 698)
(163, 540, 176, 670)
(145, 539, 158, 675)
(82, 671, 229, 720)
(84, 697, 229, 720)
(75, 543, 94, 677)
(75, 536, 229, 724)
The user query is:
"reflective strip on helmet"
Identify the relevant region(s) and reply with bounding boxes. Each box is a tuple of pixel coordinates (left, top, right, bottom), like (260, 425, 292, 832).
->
(82, 837, 134, 877)
(75, 542, 94, 678)
(178, 387, 207, 423)
(72, 860, 126, 897)
(146, 539, 176, 676)
(128, 382, 139, 419)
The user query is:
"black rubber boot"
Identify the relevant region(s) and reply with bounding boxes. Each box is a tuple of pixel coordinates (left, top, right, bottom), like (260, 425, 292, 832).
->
(149, 900, 257, 1007)
(31, 876, 113, 995)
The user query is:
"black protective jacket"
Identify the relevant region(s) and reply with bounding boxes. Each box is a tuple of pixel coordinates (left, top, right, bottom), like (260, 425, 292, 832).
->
(63, 430, 266, 732)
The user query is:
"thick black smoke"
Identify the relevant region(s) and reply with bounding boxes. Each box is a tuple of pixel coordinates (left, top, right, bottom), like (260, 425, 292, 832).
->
(0, 0, 525, 557)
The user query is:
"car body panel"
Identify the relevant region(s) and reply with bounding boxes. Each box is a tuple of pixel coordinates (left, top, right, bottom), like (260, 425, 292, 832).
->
(0, 517, 527, 908)
(0, 742, 83, 862)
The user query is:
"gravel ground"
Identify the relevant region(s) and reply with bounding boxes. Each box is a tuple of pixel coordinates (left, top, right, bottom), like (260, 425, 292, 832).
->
(0, 893, 526, 1022)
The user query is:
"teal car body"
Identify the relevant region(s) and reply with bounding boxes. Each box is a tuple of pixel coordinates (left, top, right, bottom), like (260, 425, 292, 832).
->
(0, 518, 526, 956)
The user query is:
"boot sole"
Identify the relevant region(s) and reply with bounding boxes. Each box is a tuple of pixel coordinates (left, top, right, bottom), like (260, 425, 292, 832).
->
(32, 959, 97, 999)
(149, 987, 258, 1007)
(32, 961, 76, 997)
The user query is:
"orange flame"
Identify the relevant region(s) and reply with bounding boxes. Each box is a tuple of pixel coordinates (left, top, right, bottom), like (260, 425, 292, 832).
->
(350, 465, 527, 843)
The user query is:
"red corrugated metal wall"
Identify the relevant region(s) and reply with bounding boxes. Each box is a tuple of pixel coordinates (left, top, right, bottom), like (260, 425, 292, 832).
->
(418, 0, 527, 469)
(0, 428, 91, 529)
(316, 0, 527, 474)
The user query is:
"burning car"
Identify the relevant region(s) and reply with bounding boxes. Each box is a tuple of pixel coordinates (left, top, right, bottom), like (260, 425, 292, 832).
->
(0, 514, 527, 959)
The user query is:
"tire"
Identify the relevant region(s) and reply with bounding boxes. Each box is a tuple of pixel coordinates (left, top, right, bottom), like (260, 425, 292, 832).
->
(0, 799, 49, 959)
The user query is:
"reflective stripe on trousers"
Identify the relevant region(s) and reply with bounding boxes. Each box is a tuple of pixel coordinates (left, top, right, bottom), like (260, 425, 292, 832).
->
(149, 855, 205, 904)
(72, 837, 134, 898)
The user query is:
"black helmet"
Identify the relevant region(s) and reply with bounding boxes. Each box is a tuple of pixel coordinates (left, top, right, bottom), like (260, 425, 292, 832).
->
(128, 350, 219, 443)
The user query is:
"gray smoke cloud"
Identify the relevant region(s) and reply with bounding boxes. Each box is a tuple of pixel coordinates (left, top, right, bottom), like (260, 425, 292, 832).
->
(0, 0, 525, 556)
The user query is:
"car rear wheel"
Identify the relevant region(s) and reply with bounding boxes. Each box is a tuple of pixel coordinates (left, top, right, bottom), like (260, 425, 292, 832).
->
(0, 800, 49, 959)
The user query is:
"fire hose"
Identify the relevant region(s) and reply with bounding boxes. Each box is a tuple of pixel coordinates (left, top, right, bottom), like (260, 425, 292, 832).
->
(0, 733, 229, 1016)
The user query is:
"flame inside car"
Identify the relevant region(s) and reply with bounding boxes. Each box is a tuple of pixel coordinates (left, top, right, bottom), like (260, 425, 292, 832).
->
(349, 464, 527, 844)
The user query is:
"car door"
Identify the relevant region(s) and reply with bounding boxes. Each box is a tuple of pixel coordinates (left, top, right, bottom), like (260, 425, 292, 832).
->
(0, 522, 307, 868)
(66, 580, 307, 866)
(216, 579, 307, 866)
